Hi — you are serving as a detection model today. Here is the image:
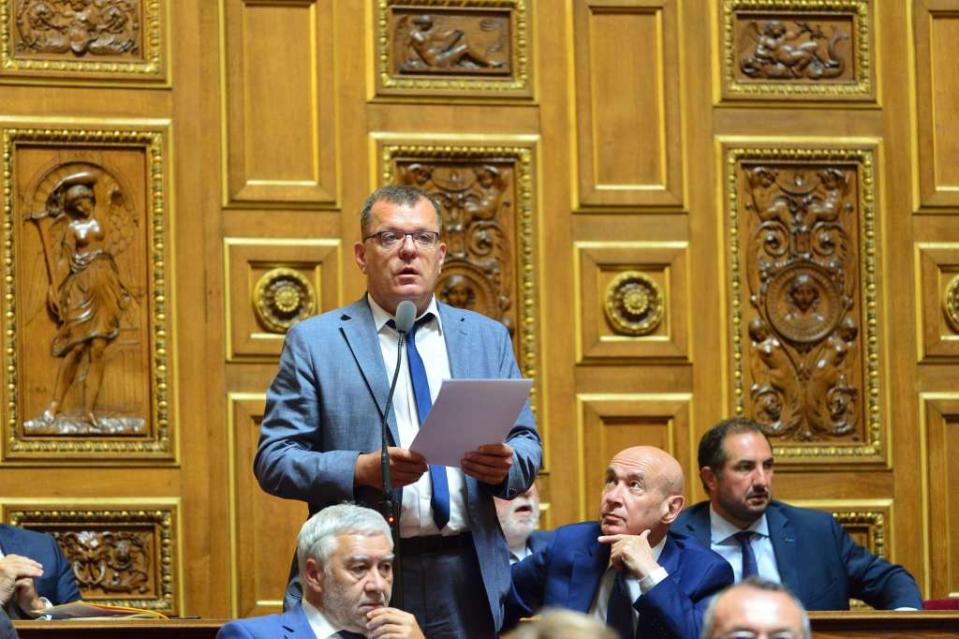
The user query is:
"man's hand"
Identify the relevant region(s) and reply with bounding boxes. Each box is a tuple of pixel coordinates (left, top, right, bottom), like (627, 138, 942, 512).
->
(355, 448, 428, 489)
(15, 576, 47, 616)
(461, 442, 513, 485)
(598, 529, 661, 580)
(0, 555, 43, 608)
(366, 606, 424, 639)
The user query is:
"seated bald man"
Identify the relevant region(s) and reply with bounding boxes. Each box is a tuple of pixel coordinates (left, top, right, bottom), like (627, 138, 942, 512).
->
(505, 446, 733, 639)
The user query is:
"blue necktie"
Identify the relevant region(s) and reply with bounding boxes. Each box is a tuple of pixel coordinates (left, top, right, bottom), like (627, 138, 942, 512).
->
(336, 631, 365, 639)
(406, 314, 450, 531)
(606, 571, 635, 639)
(735, 530, 758, 579)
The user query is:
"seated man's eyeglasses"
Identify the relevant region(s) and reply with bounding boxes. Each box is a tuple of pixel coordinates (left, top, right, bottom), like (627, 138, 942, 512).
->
(363, 229, 440, 249)
(719, 632, 797, 639)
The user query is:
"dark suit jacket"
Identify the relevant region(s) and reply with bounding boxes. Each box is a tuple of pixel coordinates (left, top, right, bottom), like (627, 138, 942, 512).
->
(0, 525, 80, 606)
(255, 297, 542, 629)
(527, 529, 554, 556)
(675, 501, 923, 610)
(216, 603, 312, 639)
(507, 522, 733, 639)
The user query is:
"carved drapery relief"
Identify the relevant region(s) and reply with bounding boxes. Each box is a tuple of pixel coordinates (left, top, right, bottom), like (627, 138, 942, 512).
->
(377, 1, 529, 95)
(252, 267, 315, 334)
(4, 128, 172, 457)
(728, 148, 881, 459)
(14, 0, 140, 58)
(723, 1, 872, 99)
(9, 507, 176, 611)
(603, 271, 663, 336)
(945, 275, 959, 333)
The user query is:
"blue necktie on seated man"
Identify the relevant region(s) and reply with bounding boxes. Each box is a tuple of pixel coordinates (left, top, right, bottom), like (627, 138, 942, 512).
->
(735, 530, 758, 579)
(606, 571, 636, 639)
(405, 314, 450, 530)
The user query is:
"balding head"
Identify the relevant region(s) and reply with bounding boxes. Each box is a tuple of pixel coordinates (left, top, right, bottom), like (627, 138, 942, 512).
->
(600, 446, 686, 544)
(701, 578, 810, 639)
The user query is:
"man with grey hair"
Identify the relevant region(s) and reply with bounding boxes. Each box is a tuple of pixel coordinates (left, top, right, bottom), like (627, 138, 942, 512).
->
(701, 577, 810, 639)
(217, 504, 423, 639)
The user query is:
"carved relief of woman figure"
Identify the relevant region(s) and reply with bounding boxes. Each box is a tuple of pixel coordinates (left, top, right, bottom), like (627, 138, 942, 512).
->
(42, 177, 131, 426)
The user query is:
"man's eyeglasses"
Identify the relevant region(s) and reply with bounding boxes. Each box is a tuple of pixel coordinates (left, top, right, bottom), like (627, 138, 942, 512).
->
(363, 229, 441, 250)
(717, 632, 798, 639)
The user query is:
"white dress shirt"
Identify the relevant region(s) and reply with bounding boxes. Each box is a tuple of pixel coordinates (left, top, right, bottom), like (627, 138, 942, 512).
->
(589, 534, 668, 626)
(708, 505, 782, 583)
(369, 296, 468, 537)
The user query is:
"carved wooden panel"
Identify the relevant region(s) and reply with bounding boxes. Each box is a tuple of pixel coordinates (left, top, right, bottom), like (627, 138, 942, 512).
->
(375, 135, 540, 411)
(574, 241, 689, 362)
(921, 394, 959, 597)
(3, 126, 174, 460)
(915, 243, 959, 360)
(228, 394, 303, 616)
(725, 145, 882, 464)
(376, 0, 530, 97)
(224, 238, 341, 360)
(573, 0, 683, 208)
(914, 1, 959, 208)
(4, 501, 179, 612)
(576, 393, 692, 521)
(222, 0, 336, 206)
(721, 0, 873, 101)
(0, 0, 167, 82)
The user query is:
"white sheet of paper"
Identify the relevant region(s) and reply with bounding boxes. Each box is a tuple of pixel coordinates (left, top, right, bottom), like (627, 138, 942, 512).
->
(409, 378, 532, 468)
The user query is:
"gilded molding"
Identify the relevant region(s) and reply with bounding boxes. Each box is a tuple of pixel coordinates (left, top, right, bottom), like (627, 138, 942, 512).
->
(726, 146, 881, 459)
(603, 270, 664, 336)
(0, 0, 165, 80)
(832, 509, 886, 558)
(252, 267, 316, 334)
(722, 0, 872, 99)
(8, 507, 177, 611)
(380, 142, 537, 391)
(376, 0, 529, 95)
(944, 274, 959, 333)
(2, 127, 172, 457)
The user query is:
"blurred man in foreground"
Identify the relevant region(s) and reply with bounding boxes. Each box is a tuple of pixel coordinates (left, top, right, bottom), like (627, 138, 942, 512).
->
(701, 577, 810, 639)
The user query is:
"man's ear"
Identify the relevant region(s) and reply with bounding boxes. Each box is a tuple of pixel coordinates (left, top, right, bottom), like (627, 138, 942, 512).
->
(701, 466, 718, 494)
(304, 557, 324, 596)
(661, 494, 685, 525)
(354, 241, 368, 274)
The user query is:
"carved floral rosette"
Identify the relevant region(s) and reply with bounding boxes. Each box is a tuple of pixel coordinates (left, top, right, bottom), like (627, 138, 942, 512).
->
(603, 270, 664, 336)
(377, 0, 530, 96)
(2, 126, 173, 459)
(721, 0, 872, 100)
(0, 0, 166, 80)
(944, 274, 959, 333)
(7, 505, 177, 611)
(252, 267, 316, 333)
(379, 141, 538, 407)
(726, 146, 881, 462)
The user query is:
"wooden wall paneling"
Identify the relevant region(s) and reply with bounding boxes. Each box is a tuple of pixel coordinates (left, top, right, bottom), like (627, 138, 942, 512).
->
(574, 393, 692, 521)
(572, 0, 683, 209)
(915, 243, 959, 360)
(573, 240, 689, 362)
(223, 238, 341, 360)
(913, 0, 959, 210)
(227, 394, 303, 617)
(919, 394, 959, 598)
(221, 0, 336, 206)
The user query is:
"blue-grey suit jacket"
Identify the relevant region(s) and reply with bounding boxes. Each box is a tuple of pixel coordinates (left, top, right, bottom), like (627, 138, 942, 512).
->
(0, 524, 81, 606)
(254, 296, 542, 630)
(506, 522, 733, 639)
(216, 604, 312, 639)
(675, 500, 923, 610)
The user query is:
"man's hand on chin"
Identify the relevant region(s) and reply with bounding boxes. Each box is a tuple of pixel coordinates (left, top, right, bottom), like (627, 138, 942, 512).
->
(598, 529, 661, 580)
(366, 606, 425, 639)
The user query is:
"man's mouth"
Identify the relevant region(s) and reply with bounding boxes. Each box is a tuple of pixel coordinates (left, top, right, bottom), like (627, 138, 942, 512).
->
(512, 502, 532, 516)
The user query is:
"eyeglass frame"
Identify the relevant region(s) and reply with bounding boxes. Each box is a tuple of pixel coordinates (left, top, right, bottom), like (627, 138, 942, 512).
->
(362, 228, 442, 250)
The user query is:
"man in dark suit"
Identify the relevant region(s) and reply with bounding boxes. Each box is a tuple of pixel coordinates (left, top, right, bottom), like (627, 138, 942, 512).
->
(0, 524, 81, 616)
(506, 446, 733, 639)
(255, 185, 541, 638)
(217, 504, 423, 639)
(495, 484, 555, 564)
(675, 417, 922, 611)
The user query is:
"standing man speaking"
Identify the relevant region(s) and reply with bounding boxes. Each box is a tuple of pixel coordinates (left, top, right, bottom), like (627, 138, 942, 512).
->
(255, 185, 542, 638)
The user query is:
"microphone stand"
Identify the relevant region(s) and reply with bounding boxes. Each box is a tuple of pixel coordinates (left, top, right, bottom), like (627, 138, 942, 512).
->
(380, 329, 407, 609)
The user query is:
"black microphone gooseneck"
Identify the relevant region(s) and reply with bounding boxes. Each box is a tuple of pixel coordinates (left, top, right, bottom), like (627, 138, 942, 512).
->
(380, 299, 415, 608)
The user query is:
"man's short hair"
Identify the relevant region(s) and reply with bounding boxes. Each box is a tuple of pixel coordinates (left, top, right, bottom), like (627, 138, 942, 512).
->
(504, 608, 617, 639)
(296, 504, 392, 579)
(701, 577, 811, 639)
(698, 416, 770, 492)
(360, 184, 442, 236)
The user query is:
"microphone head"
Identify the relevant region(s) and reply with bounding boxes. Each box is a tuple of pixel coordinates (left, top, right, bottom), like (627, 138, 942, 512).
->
(394, 300, 416, 333)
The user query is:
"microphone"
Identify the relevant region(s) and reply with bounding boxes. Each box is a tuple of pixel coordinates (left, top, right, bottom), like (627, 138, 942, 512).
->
(380, 300, 415, 608)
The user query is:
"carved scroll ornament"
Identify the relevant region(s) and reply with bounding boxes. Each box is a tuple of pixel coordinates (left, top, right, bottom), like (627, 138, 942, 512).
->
(15, 0, 140, 57)
(945, 275, 959, 333)
(253, 267, 316, 334)
(603, 271, 663, 336)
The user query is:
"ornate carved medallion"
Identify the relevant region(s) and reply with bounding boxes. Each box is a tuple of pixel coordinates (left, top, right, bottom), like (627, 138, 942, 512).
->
(603, 271, 663, 336)
(945, 275, 959, 333)
(252, 268, 315, 334)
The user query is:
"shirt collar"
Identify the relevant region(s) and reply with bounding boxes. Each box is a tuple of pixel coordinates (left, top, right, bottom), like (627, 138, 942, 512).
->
(301, 598, 346, 639)
(709, 503, 770, 544)
(368, 295, 443, 335)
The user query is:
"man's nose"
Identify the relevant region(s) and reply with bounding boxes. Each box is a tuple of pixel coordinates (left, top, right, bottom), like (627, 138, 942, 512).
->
(603, 483, 624, 505)
(366, 569, 389, 593)
(397, 233, 418, 256)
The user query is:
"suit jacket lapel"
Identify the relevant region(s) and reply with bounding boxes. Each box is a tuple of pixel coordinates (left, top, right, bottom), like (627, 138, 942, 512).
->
(568, 537, 610, 612)
(657, 534, 679, 575)
(283, 604, 313, 639)
(684, 505, 712, 548)
(339, 297, 398, 445)
(438, 303, 470, 378)
(767, 504, 801, 595)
